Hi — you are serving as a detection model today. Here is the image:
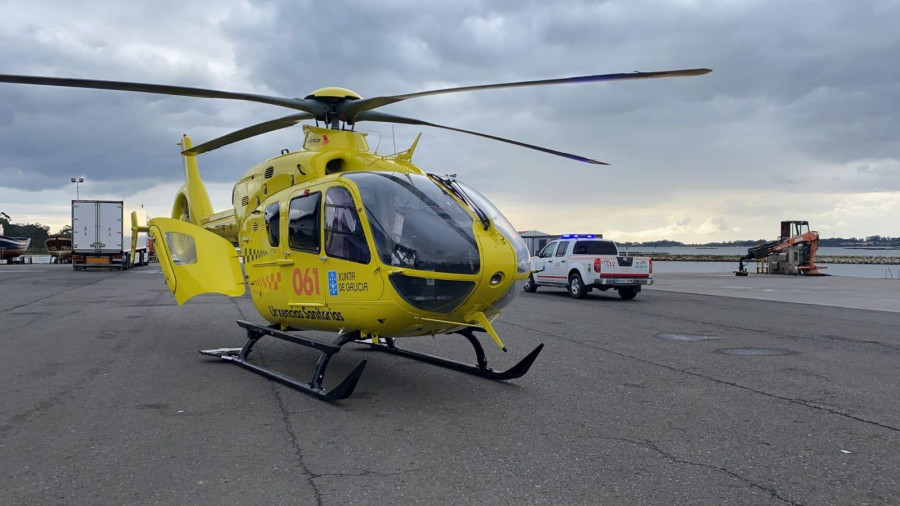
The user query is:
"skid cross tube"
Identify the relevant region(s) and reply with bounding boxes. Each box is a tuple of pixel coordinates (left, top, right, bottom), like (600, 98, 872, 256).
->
(366, 329, 544, 381)
(199, 320, 367, 401)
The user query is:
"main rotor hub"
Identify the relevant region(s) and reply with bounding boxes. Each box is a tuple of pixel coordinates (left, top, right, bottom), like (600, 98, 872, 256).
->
(304, 87, 362, 128)
(304, 87, 361, 101)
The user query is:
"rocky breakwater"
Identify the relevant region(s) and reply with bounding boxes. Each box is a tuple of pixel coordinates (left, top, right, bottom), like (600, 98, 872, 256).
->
(640, 253, 900, 265)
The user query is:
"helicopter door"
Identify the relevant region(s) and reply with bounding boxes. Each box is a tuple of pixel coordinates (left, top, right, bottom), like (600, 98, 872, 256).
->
(285, 190, 327, 307)
(320, 185, 383, 303)
(148, 217, 245, 305)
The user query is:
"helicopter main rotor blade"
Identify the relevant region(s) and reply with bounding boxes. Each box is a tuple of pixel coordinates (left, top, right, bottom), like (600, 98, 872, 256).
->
(182, 113, 315, 156)
(0, 74, 327, 116)
(356, 111, 608, 165)
(342, 68, 711, 120)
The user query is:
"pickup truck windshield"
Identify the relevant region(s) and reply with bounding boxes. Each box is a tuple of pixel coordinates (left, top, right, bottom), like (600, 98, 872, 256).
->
(344, 172, 480, 274)
(573, 241, 618, 255)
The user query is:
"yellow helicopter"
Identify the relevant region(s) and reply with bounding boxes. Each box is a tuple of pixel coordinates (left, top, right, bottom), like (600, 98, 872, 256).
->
(0, 68, 710, 400)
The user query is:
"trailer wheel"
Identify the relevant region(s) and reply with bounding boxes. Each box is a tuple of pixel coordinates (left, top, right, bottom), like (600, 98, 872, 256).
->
(618, 287, 638, 300)
(568, 272, 586, 299)
(523, 274, 538, 293)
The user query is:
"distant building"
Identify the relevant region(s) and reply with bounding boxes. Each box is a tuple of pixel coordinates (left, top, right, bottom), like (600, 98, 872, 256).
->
(518, 230, 559, 255)
(518, 231, 609, 255)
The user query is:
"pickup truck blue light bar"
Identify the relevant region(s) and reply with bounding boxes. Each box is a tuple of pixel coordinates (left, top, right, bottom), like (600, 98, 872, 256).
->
(561, 234, 598, 239)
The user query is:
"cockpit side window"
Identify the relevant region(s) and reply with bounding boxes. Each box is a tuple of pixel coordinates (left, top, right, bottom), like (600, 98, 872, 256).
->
(265, 202, 280, 247)
(324, 186, 370, 264)
(288, 192, 321, 253)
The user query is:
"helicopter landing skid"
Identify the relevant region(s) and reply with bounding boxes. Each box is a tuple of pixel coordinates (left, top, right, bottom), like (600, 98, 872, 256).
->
(199, 320, 367, 402)
(365, 329, 544, 381)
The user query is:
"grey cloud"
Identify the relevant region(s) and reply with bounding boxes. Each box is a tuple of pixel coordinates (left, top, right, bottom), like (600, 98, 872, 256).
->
(0, 0, 898, 238)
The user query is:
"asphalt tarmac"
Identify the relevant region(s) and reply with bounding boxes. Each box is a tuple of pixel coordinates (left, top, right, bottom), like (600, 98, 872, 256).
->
(1, 264, 898, 505)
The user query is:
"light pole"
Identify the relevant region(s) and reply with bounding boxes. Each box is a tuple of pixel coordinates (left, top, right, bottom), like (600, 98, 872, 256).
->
(71, 177, 84, 199)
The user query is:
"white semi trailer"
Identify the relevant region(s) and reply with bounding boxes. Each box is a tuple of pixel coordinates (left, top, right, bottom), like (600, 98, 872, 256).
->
(71, 200, 147, 270)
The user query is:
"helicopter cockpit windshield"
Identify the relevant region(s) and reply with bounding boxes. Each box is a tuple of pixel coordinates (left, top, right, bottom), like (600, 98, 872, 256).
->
(345, 172, 480, 275)
(443, 179, 531, 275)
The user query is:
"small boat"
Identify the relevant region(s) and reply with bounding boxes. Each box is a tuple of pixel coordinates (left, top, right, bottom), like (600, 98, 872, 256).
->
(45, 234, 73, 263)
(0, 223, 31, 260)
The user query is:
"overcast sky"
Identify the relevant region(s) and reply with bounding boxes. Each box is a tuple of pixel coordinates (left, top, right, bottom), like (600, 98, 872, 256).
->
(1, 0, 898, 243)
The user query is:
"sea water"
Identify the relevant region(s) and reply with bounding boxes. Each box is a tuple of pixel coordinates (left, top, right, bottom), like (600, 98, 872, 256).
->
(21, 249, 900, 279)
(651, 261, 899, 279)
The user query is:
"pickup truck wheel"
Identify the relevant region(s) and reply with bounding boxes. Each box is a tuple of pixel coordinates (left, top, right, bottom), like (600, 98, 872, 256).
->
(568, 273, 586, 299)
(618, 287, 638, 300)
(523, 274, 538, 292)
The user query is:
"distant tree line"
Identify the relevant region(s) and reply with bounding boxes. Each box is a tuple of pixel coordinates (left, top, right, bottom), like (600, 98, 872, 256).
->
(817, 236, 900, 247)
(633, 236, 900, 248)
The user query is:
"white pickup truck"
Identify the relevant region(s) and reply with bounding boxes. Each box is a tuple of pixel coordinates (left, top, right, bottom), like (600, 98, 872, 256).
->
(524, 236, 653, 299)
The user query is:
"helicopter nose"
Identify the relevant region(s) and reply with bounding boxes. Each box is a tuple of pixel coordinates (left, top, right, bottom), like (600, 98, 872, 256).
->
(468, 233, 523, 315)
(486, 273, 521, 313)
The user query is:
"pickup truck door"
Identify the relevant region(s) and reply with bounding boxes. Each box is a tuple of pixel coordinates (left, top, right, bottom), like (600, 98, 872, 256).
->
(533, 241, 557, 284)
(550, 240, 571, 280)
(534, 240, 570, 284)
